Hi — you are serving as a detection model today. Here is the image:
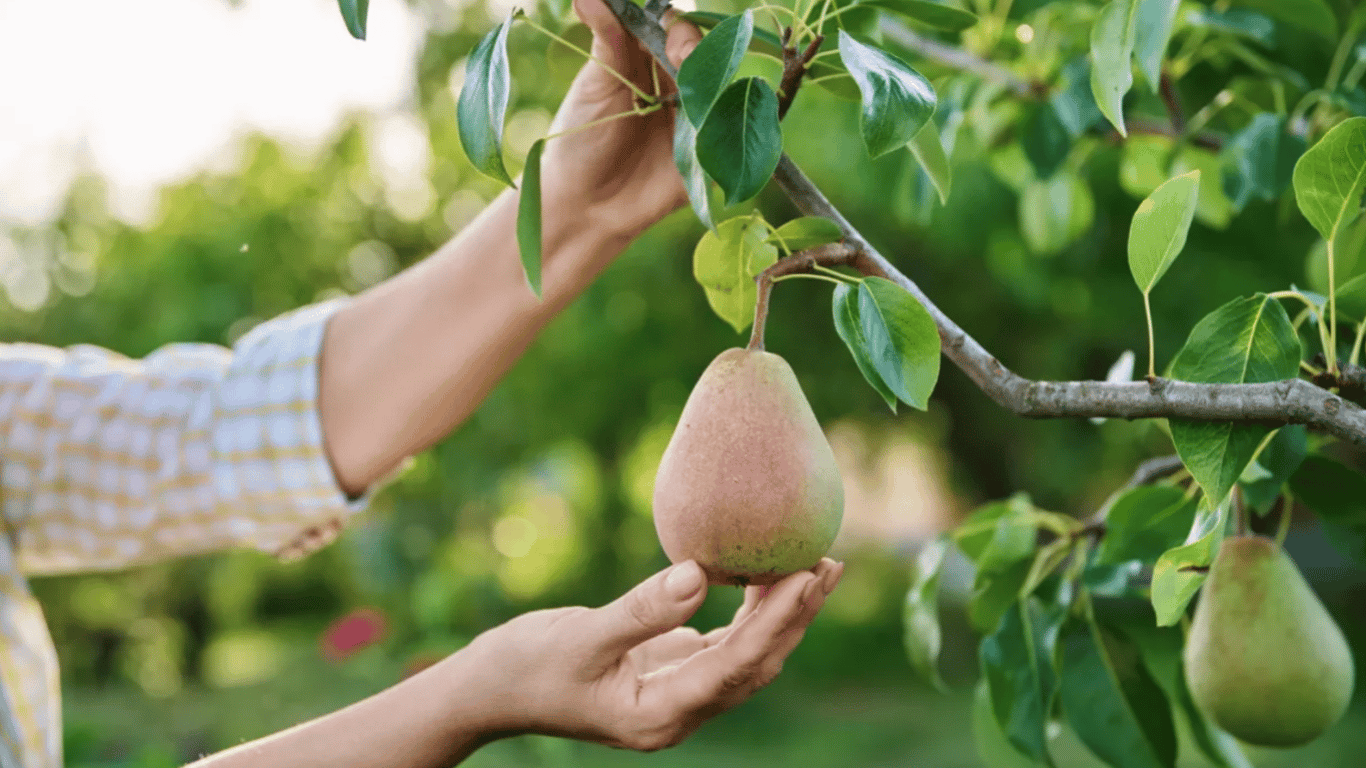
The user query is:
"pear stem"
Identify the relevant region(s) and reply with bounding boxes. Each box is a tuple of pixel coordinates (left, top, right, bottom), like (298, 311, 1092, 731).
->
(749, 274, 774, 351)
(1274, 491, 1294, 547)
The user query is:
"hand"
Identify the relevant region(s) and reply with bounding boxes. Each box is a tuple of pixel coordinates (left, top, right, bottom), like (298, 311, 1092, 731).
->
(540, 0, 702, 242)
(462, 558, 845, 751)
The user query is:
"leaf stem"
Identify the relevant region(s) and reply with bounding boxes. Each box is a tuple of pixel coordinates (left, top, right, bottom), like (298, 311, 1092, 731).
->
(539, 103, 663, 143)
(773, 272, 849, 286)
(1328, 239, 1340, 372)
(1143, 292, 1156, 379)
(1351, 319, 1366, 367)
(1270, 290, 1333, 364)
(522, 16, 655, 101)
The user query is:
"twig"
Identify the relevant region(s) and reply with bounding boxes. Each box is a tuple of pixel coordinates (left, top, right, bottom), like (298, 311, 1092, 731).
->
(879, 18, 1045, 100)
(598, 0, 1366, 447)
(1159, 72, 1185, 134)
(778, 34, 825, 120)
(749, 243, 858, 351)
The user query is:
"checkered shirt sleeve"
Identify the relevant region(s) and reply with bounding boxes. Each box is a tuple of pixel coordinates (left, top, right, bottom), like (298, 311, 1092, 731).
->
(0, 299, 369, 576)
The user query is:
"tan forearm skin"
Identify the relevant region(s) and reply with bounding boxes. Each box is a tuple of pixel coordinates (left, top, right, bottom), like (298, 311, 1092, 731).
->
(188, 647, 519, 768)
(318, 187, 632, 496)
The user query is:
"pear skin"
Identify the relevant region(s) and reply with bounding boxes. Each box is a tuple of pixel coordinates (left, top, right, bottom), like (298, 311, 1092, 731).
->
(1183, 535, 1355, 748)
(652, 348, 844, 586)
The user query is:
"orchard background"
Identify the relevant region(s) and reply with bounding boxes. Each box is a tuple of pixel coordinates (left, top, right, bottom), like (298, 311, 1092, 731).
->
(3, 0, 1366, 765)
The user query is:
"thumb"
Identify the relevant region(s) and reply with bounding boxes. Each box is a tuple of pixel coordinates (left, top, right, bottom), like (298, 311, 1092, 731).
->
(592, 560, 707, 661)
(573, 0, 628, 61)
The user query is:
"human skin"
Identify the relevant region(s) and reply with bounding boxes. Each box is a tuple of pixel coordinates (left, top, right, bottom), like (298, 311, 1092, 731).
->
(317, 0, 702, 498)
(186, 1, 849, 765)
(190, 560, 843, 767)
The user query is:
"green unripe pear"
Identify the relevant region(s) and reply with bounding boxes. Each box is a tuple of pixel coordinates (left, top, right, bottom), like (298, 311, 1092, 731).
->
(652, 348, 844, 586)
(1183, 535, 1355, 747)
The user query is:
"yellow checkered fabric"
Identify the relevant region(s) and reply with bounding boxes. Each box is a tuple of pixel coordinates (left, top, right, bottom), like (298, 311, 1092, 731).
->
(0, 299, 368, 767)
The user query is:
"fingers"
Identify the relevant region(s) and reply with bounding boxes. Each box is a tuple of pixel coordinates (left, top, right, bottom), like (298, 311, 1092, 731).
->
(661, 11, 702, 70)
(587, 560, 707, 671)
(658, 569, 823, 712)
(573, 0, 628, 63)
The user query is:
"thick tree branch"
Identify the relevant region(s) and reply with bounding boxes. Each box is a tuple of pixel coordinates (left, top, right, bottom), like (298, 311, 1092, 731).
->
(599, 0, 1366, 447)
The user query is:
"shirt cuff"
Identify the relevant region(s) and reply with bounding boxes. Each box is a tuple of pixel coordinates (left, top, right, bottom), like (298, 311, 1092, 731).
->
(216, 297, 377, 561)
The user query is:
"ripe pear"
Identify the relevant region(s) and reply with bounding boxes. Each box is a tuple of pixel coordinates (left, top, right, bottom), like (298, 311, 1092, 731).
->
(1183, 535, 1355, 748)
(652, 348, 844, 586)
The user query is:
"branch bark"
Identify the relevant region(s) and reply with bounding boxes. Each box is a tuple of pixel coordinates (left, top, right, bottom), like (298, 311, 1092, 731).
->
(878, 18, 1045, 99)
(599, 0, 1366, 447)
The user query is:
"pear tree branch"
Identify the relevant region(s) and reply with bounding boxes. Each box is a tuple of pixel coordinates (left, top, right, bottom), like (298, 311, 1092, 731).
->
(599, 0, 1366, 447)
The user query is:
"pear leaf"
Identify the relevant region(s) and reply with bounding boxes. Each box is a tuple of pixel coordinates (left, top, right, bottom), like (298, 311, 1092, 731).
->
(692, 215, 779, 333)
(1090, 0, 1140, 136)
(1129, 170, 1200, 294)
(1168, 294, 1301, 506)
(903, 538, 950, 692)
(856, 277, 942, 410)
(457, 15, 516, 186)
(515, 139, 544, 297)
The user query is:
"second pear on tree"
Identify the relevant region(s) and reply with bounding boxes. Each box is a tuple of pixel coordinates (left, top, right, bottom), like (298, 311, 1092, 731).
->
(1183, 535, 1355, 747)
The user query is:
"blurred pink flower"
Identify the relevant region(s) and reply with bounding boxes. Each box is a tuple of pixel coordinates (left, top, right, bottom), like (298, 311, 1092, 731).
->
(320, 607, 388, 662)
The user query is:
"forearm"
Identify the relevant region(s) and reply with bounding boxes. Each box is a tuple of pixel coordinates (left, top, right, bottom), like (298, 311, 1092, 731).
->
(318, 188, 631, 495)
(187, 650, 514, 768)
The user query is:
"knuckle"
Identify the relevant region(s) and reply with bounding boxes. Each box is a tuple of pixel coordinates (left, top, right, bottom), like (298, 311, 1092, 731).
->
(623, 588, 658, 630)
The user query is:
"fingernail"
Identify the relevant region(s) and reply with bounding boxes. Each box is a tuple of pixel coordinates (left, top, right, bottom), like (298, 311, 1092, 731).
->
(823, 562, 844, 595)
(800, 575, 821, 606)
(665, 561, 704, 600)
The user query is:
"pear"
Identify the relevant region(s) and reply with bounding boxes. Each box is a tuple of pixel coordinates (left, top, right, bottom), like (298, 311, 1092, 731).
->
(1183, 535, 1355, 748)
(652, 348, 844, 586)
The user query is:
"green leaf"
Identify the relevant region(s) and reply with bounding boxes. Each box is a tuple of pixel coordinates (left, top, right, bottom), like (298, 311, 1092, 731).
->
(1128, 170, 1200, 294)
(1021, 103, 1071, 180)
(973, 681, 1045, 768)
(1090, 0, 1140, 136)
(677, 11, 754, 127)
(981, 600, 1065, 765)
(337, 0, 369, 40)
(838, 31, 938, 158)
(1231, 0, 1337, 42)
(1020, 174, 1095, 254)
(696, 78, 783, 206)
(1133, 0, 1179, 92)
(1171, 147, 1234, 229)
(1239, 425, 1307, 513)
(1058, 618, 1177, 768)
(1096, 485, 1199, 565)
(1293, 117, 1366, 245)
(903, 538, 949, 691)
(672, 110, 714, 231)
(908, 121, 952, 203)
(957, 495, 1037, 565)
(457, 17, 516, 186)
(1289, 456, 1366, 566)
(970, 559, 1035, 634)
(1222, 114, 1304, 212)
(1051, 58, 1104, 138)
(1187, 8, 1276, 48)
(516, 139, 544, 297)
(767, 217, 843, 252)
(857, 0, 978, 31)
(832, 283, 898, 411)
(1150, 499, 1229, 625)
(856, 277, 942, 409)
(1120, 620, 1254, 768)
(1168, 294, 1302, 506)
(692, 215, 779, 333)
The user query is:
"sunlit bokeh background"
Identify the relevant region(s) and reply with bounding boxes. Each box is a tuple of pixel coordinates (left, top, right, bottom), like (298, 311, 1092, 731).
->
(4, 0, 1366, 766)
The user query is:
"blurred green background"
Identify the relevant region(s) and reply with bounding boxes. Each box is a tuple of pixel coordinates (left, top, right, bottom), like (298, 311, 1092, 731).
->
(4, 0, 1366, 765)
